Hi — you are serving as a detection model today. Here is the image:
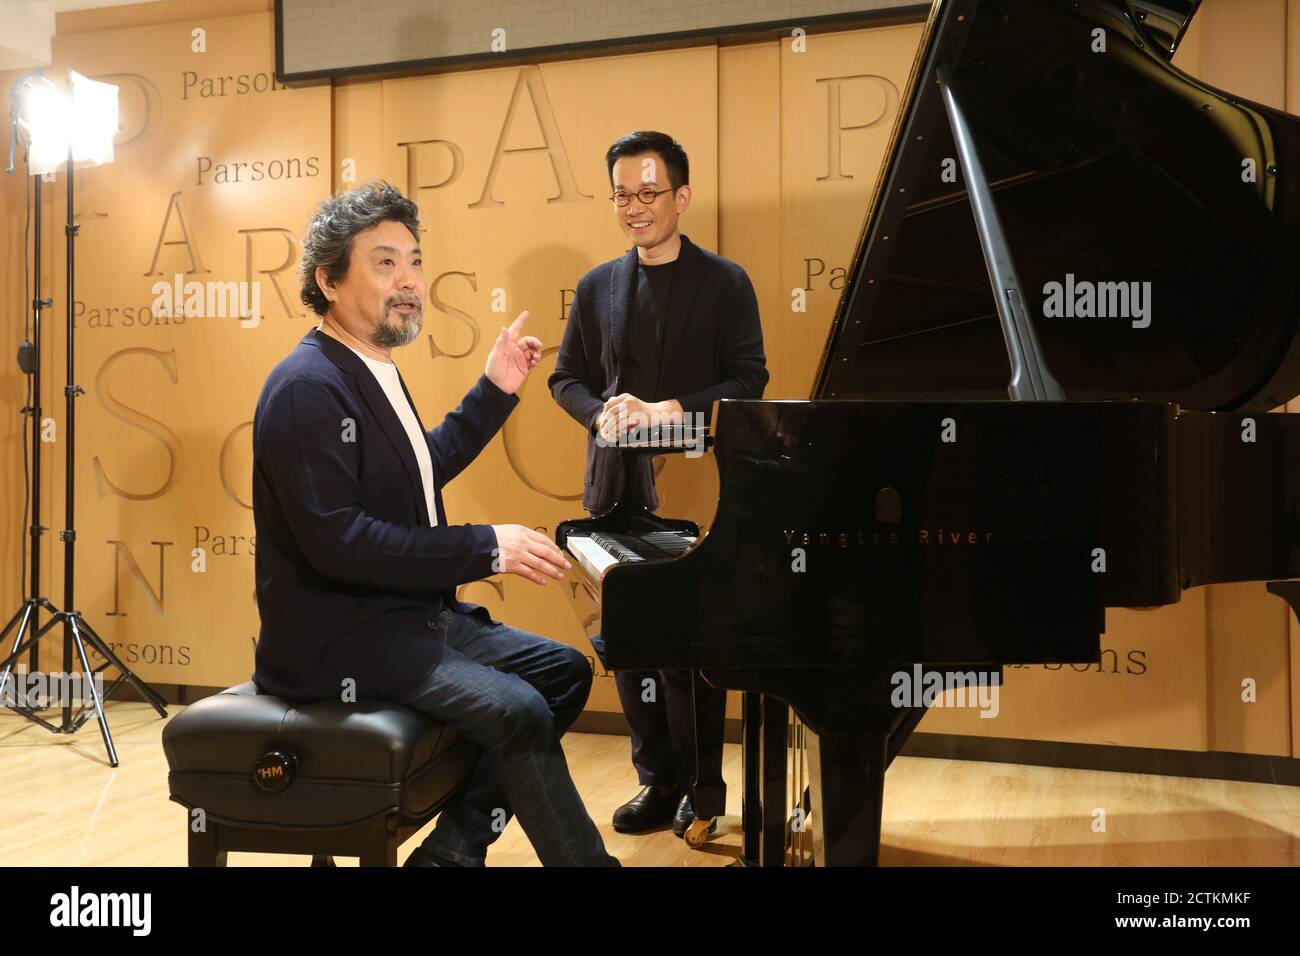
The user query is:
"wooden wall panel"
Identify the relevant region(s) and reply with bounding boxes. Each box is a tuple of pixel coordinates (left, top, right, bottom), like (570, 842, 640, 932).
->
(1180, 0, 1288, 109)
(921, 593, 1211, 751)
(0, 74, 38, 630)
(1206, 584, 1292, 755)
(776, 23, 924, 400)
(333, 81, 383, 192)
(4, 12, 332, 689)
(54, 0, 272, 35)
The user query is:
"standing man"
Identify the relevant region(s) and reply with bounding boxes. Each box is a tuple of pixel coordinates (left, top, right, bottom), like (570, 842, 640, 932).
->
(548, 132, 769, 837)
(253, 181, 617, 867)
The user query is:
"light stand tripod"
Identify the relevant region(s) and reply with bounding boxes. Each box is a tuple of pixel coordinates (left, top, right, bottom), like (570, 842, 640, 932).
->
(1, 87, 167, 766)
(0, 169, 57, 707)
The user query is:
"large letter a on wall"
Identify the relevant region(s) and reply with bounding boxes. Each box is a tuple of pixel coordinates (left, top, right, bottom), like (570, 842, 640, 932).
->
(470, 67, 592, 209)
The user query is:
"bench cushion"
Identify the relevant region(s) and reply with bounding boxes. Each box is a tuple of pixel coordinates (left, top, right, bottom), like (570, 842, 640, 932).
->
(162, 681, 478, 829)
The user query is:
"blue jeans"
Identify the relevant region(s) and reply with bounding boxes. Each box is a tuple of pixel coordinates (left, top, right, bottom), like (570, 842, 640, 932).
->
(397, 606, 618, 867)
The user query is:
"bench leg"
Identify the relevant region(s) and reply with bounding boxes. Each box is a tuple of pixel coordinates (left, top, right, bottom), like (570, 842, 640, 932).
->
(189, 821, 227, 867)
(359, 839, 397, 866)
(359, 817, 399, 867)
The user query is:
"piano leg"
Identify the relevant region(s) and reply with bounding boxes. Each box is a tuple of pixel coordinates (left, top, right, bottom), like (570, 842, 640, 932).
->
(740, 692, 762, 865)
(758, 696, 790, 867)
(686, 669, 726, 843)
(888, 704, 930, 766)
(805, 727, 888, 867)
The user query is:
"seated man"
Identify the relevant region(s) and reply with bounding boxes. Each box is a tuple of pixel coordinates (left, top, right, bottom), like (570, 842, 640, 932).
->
(251, 181, 617, 867)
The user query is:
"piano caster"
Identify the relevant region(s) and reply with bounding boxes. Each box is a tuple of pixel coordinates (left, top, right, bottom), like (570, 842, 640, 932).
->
(683, 817, 716, 848)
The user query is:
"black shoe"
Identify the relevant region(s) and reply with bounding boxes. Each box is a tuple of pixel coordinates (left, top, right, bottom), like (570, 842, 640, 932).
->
(612, 785, 682, 833)
(673, 794, 718, 839)
(403, 845, 458, 867)
(672, 794, 694, 837)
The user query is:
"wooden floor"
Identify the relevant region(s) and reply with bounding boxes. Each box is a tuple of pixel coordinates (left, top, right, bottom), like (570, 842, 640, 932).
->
(2, 701, 1297, 866)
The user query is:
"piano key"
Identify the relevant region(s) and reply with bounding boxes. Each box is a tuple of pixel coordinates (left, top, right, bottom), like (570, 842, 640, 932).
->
(565, 531, 699, 581)
(565, 535, 619, 580)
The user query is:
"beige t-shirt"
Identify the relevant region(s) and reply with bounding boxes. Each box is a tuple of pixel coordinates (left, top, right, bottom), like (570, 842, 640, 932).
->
(336, 338, 438, 528)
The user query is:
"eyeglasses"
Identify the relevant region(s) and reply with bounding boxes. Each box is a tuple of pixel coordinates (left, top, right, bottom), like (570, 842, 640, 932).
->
(609, 187, 674, 207)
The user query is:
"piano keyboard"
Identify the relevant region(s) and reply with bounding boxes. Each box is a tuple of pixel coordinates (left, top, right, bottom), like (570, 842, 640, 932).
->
(566, 531, 698, 580)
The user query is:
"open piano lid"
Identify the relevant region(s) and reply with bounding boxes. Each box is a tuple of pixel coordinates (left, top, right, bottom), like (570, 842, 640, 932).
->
(813, 0, 1300, 411)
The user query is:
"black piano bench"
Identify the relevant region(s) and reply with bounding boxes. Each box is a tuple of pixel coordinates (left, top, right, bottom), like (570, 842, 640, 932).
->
(161, 681, 479, 867)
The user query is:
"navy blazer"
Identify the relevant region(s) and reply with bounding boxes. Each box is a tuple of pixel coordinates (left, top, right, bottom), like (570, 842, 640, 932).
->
(251, 327, 516, 702)
(548, 234, 768, 516)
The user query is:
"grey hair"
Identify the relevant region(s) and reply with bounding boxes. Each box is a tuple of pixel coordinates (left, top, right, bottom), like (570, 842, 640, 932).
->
(300, 181, 421, 317)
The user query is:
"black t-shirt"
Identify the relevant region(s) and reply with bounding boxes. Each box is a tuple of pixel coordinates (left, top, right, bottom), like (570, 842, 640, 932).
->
(619, 258, 677, 401)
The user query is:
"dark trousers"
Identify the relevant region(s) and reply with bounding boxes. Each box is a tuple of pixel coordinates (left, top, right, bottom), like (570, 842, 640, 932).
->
(614, 667, 726, 792)
(398, 607, 617, 866)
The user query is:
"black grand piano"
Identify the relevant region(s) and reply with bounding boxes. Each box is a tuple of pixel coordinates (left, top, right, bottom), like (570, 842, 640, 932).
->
(558, 0, 1300, 866)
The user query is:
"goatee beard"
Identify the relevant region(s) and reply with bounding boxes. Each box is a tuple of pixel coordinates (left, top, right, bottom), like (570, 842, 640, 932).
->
(373, 310, 422, 348)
